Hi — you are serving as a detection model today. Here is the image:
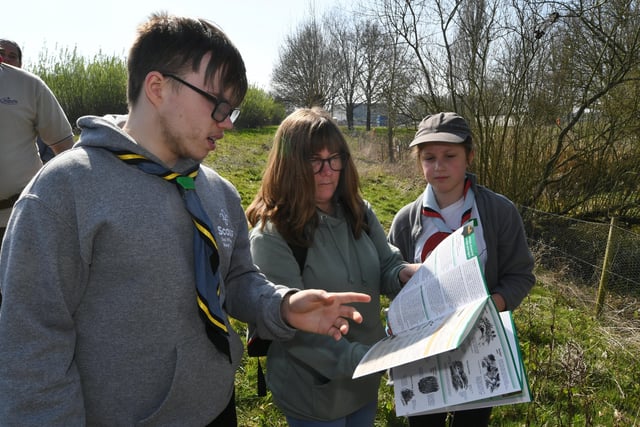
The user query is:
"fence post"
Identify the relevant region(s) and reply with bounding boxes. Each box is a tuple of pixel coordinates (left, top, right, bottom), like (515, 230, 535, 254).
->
(595, 217, 617, 318)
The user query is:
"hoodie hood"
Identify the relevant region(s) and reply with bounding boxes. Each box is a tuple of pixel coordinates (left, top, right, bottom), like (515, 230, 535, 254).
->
(75, 115, 200, 174)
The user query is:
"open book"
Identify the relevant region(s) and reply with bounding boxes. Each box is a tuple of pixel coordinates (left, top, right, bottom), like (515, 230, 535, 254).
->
(353, 224, 530, 416)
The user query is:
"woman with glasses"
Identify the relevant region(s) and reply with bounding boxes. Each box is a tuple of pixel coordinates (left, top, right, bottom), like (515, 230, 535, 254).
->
(246, 107, 419, 427)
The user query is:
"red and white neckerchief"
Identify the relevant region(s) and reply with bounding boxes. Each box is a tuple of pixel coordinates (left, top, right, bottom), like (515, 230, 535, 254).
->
(420, 178, 474, 262)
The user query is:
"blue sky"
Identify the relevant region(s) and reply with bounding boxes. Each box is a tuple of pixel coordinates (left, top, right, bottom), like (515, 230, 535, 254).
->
(4, 0, 338, 89)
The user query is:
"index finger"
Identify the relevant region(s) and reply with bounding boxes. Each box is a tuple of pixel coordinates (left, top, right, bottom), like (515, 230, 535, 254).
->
(327, 292, 372, 305)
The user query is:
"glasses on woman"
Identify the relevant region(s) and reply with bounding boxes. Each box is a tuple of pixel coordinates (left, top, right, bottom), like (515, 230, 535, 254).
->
(162, 73, 241, 123)
(309, 153, 346, 174)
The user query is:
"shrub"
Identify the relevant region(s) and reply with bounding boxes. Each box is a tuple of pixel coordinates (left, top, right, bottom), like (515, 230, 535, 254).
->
(234, 86, 286, 129)
(30, 47, 127, 129)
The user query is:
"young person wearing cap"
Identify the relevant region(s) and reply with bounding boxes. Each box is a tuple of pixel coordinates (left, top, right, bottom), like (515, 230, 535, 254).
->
(388, 112, 535, 426)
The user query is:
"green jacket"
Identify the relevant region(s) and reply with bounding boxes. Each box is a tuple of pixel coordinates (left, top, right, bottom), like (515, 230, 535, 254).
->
(249, 202, 407, 421)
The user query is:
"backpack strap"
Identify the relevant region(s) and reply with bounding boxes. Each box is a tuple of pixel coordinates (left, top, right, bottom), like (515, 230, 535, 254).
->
(288, 243, 308, 273)
(249, 241, 307, 397)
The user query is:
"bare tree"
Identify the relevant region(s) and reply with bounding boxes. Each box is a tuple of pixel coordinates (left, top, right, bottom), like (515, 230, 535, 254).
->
(325, 11, 366, 129)
(362, 1, 428, 163)
(270, 0, 640, 219)
(271, 16, 335, 109)
(524, 0, 640, 216)
(381, 34, 416, 162)
(366, 0, 639, 217)
(462, 0, 546, 197)
(358, 20, 392, 130)
(373, 0, 445, 112)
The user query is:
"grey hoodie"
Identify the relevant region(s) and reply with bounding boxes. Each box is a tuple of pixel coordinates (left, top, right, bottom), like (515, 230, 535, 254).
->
(0, 115, 294, 426)
(249, 204, 407, 421)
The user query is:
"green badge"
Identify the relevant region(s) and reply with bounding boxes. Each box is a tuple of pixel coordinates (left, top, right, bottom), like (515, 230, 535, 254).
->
(176, 176, 195, 190)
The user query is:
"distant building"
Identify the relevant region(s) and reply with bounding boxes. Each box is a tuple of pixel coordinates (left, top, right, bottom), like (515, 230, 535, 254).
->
(331, 104, 389, 127)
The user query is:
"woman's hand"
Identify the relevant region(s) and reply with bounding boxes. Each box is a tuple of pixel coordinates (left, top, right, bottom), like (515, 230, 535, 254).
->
(399, 263, 421, 285)
(491, 293, 507, 311)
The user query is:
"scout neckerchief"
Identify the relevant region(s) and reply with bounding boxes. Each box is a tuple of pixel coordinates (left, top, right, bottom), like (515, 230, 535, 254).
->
(420, 177, 474, 262)
(112, 150, 231, 361)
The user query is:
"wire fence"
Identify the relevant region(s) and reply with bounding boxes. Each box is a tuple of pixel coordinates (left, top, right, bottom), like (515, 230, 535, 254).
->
(520, 206, 640, 315)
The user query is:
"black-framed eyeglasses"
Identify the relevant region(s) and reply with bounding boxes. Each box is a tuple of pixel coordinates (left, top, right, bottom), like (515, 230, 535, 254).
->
(309, 153, 346, 174)
(162, 73, 240, 123)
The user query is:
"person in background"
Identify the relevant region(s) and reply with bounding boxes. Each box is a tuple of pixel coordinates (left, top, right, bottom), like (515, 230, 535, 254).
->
(0, 38, 73, 306)
(0, 14, 371, 426)
(0, 39, 57, 163)
(388, 112, 535, 426)
(0, 39, 22, 67)
(246, 107, 420, 427)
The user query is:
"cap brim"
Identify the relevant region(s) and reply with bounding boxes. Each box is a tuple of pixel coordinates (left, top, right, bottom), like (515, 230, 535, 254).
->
(409, 132, 467, 147)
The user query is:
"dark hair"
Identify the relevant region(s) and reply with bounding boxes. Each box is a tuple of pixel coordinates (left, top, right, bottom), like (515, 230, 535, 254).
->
(126, 12, 247, 108)
(246, 107, 367, 247)
(0, 39, 22, 63)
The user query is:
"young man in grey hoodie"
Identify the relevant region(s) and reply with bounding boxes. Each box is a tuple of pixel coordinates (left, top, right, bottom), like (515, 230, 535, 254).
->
(0, 13, 370, 426)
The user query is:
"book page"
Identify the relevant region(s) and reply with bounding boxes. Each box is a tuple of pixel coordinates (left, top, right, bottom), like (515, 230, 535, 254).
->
(435, 312, 532, 412)
(387, 257, 487, 335)
(353, 299, 487, 378)
(392, 308, 528, 416)
(352, 224, 491, 378)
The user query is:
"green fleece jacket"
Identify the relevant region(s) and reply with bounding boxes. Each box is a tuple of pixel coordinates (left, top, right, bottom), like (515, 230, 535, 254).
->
(249, 203, 407, 421)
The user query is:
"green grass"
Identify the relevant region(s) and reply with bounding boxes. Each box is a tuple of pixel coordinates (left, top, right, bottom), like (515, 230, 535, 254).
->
(204, 128, 640, 426)
(209, 127, 275, 208)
